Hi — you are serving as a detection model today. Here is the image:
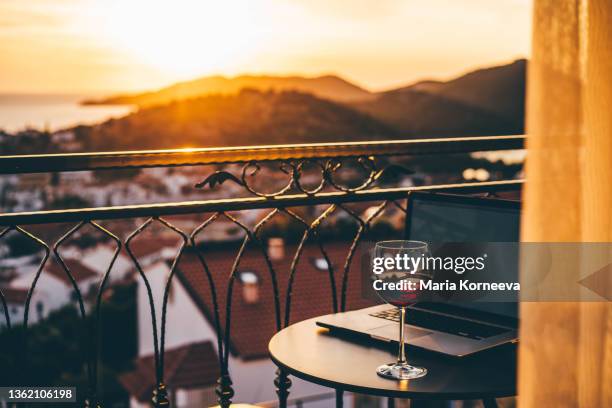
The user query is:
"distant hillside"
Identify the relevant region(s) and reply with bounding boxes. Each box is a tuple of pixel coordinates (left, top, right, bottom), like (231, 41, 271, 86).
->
(406, 80, 444, 94)
(350, 89, 517, 136)
(422, 59, 526, 122)
(80, 89, 398, 151)
(351, 59, 526, 135)
(84, 74, 374, 107)
(72, 60, 525, 150)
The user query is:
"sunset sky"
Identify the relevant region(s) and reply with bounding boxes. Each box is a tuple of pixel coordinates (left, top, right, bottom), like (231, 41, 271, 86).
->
(0, 0, 532, 95)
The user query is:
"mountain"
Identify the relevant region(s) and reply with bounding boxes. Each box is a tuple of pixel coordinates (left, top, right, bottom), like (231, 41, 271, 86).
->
(405, 59, 526, 123)
(80, 89, 398, 151)
(83, 60, 525, 138)
(350, 88, 519, 137)
(71, 60, 525, 151)
(84, 74, 374, 107)
(406, 80, 445, 94)
(354, 59, 526, 135)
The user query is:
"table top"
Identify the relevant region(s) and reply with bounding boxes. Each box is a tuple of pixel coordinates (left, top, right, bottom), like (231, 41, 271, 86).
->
(268, 316, 517, 400)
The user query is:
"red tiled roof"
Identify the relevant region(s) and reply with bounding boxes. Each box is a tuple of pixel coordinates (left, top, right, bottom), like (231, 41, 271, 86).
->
(21, 223, 67, 243)
(1, 287, 29, 304)
(45, 258, 98, 285)
(119, 341, 219, 403)
(176, 242, 376, 360)
(125, 236, 182, 259)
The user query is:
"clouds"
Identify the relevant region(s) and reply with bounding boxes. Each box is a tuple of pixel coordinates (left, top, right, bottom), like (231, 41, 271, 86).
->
(0, 0, 532, 93)
(0, 0, 79, 31)
(289, 0, 400, 20)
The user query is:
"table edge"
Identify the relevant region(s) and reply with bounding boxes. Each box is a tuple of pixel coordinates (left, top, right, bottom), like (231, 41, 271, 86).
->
(268, 317, 517, 400)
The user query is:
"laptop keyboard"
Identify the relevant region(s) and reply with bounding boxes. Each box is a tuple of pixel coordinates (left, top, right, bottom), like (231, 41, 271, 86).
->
(369, 308, 509, 340)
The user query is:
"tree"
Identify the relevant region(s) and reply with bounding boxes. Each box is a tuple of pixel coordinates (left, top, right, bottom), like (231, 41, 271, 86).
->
(0, 283, 137, 406)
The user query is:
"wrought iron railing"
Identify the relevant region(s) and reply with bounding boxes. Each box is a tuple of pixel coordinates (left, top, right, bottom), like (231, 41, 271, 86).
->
(0, 136, 524, 408)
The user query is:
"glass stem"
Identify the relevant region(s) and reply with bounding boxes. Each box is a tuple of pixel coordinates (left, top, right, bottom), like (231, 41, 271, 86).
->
(398, 306, 407, 365)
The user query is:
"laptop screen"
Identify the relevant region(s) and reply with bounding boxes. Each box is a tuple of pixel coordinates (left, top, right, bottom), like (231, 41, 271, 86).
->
(406, 192, 520, 320)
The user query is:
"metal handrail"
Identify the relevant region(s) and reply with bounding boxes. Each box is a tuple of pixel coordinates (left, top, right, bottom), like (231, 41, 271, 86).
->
(0, 180, 523, 225)
(0, 135, 524, 174)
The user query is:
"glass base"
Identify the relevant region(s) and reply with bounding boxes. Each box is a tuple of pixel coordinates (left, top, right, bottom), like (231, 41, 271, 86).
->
(376, 362, 427, 380)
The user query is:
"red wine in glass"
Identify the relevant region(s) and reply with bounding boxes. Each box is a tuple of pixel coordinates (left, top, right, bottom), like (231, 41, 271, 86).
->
(372, 240, 431, 380)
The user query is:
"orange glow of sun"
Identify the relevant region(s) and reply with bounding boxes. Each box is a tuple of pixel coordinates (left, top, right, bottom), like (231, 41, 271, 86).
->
(103, 0, 262, 77)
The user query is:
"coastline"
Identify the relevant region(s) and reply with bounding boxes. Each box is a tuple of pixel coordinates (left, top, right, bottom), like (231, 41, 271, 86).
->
(0, 94, 134, 133)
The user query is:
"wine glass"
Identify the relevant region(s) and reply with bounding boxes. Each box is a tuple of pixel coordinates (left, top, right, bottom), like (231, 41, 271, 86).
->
(372, 240, 431, 380)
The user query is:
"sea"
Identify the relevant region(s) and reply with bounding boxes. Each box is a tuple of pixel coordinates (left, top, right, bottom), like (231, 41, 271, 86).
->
(0, 94, 134, 133)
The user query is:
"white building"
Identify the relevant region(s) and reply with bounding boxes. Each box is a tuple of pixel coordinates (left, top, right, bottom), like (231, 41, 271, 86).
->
(59, 171, 94, 185)
(8, 257, 100, 324)
(76, 243, 134, 283)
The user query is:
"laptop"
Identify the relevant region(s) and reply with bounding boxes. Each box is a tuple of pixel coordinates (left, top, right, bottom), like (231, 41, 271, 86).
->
(316, 191, 520, 357)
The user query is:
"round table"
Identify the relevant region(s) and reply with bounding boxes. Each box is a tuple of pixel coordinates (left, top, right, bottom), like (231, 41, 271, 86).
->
(269, 316, 516, 407)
